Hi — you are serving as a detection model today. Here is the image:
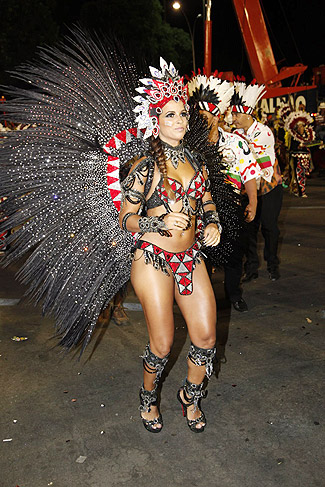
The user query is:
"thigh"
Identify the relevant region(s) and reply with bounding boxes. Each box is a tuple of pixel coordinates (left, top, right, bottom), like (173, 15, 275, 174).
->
(131, 251, 175, 356)
(175, 260, 217, 348)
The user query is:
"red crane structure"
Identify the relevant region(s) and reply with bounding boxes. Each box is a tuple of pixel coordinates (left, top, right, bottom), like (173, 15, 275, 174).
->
(231, 0, 317, 98)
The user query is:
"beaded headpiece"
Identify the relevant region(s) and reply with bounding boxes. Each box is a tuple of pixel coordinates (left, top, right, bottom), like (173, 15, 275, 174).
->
(231, 80, 266, 114)
(285, 111, 315, 144)
(187, 71, 234, 117)
(133, 57, 188, 139)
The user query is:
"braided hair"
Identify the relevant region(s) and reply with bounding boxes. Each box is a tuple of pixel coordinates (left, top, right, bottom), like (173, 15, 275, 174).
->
(150, 136, 175, 201)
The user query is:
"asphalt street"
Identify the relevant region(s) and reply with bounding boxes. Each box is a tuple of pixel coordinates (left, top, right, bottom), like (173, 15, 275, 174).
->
(0, 175, 324, 487)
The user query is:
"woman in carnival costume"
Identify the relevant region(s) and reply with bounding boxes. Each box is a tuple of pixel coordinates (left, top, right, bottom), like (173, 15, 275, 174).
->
(120, 58, 224, 433)
(285, 111, 315, 197)
(0, 28, 230, 433)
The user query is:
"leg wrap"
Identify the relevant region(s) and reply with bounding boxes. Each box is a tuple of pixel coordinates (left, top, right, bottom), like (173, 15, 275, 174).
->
(139, 344, 170, 413)
(187, 343, 216, 379)
(139, 386, 158, 413)
(141, 343, 170, 384)
(183, 378, 207, 411)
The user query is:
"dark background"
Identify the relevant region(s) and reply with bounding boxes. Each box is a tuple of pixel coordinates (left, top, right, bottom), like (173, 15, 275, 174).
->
(166, 0, 324, 82)
(0, 0, 323, 85)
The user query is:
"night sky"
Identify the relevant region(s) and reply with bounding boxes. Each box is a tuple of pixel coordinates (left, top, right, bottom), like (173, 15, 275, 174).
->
(166, 0, 324, 82)
(0, 0, 323, 86)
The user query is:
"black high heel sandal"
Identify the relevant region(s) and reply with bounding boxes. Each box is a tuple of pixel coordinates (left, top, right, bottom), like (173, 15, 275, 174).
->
(139, 386, 163, 433)
(177, 380, 207, 433)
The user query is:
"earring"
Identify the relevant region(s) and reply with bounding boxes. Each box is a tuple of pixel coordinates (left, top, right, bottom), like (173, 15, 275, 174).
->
(186, 124, 190, 132)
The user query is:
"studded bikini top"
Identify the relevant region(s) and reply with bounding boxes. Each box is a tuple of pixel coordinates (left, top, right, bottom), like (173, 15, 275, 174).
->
(120, 148, 209, 217)
(146, 150, 207, 214)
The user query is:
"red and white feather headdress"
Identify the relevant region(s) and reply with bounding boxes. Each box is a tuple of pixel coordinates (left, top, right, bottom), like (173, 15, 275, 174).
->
(231, 80, 266, 115)
(285, 111, 315, 144)
(133, 58, 188, 139)
(187, 71, 234, 117)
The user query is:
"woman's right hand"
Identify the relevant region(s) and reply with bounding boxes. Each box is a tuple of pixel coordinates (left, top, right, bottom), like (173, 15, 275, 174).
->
(162, 212, 190, 231)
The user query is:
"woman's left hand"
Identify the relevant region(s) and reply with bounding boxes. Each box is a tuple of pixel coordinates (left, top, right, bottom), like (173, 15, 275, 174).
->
(203, 224, 221, 247)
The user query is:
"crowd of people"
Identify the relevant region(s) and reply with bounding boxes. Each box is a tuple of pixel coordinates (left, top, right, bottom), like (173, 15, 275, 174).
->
(0, 29, 324, 433)
(256, 100, 324, 198)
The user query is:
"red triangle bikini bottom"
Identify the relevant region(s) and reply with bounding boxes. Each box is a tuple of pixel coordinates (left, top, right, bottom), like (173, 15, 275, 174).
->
(134, 239, 203, 295)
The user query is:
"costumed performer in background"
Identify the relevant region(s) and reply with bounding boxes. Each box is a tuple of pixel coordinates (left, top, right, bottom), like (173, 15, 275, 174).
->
(187, 73, 260, 312)
(231, 81, 283, 281)
(285, 111, 315, 197)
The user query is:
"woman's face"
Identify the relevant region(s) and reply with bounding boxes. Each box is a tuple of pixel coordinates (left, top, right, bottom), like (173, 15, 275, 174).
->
(158, 100, 188, 146)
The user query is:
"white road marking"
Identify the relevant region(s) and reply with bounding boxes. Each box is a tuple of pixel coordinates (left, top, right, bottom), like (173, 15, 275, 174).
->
(288, 206, 325, 210)
(0, 298, 20, 306)
(123, 302, 143, 311)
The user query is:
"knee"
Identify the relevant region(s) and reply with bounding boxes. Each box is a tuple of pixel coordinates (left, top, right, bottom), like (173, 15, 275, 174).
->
(192, 335, 216, 351)
(201, 337, 217, 350)
(150, 340, 173, 358)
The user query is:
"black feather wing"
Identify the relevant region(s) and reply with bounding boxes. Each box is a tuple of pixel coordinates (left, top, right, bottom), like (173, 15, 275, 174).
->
(0, 27, 147, 352)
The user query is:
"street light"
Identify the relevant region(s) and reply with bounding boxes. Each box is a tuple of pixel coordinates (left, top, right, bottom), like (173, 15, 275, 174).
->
(172, 2, 202, 73)
(204, 0, 212, 76)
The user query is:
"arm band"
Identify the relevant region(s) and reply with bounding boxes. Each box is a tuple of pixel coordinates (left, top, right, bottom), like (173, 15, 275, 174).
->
(204, 210, 222, 234)
(202, 200, 215, 208)
(121, 212, 135, 231)
(138, 215, 171, 237)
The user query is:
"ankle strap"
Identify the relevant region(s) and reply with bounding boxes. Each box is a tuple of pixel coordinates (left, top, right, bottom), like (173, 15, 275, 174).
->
(183, 378, 207, 410)
(139, 386, 158, 413)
